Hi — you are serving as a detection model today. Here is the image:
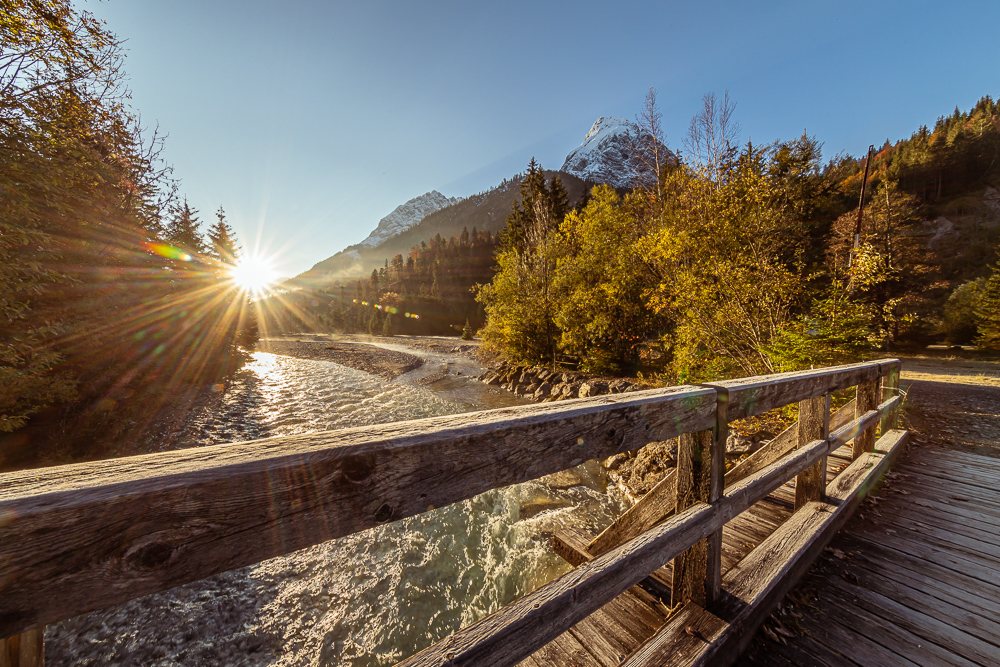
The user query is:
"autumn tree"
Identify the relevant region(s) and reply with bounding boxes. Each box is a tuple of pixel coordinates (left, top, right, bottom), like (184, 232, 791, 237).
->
(477, 160, 569, 363)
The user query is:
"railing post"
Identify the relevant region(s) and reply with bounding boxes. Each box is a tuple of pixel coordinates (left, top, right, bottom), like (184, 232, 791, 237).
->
(794, 393, 829, 510)
(671, 429, 713, 607)
(880, 365, 901, 433)
(1, 628, 44, 667)
(705, 388, 728, 606)
(854, 379, 880, 459)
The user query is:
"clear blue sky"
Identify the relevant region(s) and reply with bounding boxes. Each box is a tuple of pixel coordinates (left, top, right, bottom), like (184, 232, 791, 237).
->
(87, 0, 1000, 277)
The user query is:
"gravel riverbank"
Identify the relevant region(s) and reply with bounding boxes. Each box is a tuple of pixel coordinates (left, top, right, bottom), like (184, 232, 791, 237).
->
(257, 338, 424, 380)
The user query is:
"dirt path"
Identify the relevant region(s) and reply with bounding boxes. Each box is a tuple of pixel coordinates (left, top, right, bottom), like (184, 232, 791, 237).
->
(900, 355, 1000, 457)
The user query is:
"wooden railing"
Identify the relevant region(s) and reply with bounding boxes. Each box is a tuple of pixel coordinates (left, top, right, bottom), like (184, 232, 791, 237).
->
(0, 359, 904, 666)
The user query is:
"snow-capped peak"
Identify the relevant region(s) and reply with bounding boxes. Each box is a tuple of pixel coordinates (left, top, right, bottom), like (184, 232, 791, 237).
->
(358, 190, 460, 248)
(561, 116, 673, 189)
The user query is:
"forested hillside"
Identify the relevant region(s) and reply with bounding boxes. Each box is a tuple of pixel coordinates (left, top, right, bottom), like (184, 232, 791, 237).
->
(290, 170, 591, 288)
(0, 2, 258, 468)
(477, 94, 1000, 380)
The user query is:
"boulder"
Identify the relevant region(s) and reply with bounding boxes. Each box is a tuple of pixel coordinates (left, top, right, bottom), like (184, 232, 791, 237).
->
(725, 432, 763, 459)
(486, 373, 502, 386)
(609, 379, 632, 394)
(533, 382, 552, 400)
(514, 384, 531, 396)
(579, 380, 609, 398)
(526, 382, 540, 394)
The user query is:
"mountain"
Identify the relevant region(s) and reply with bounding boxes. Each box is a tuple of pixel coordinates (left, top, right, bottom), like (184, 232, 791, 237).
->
(289, 170, 590, 288)
(357, 190, 459, 248)
(561, 116, 673, 189)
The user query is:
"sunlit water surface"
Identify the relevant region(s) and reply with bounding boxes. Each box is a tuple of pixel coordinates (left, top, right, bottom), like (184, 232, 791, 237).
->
(48, 353, 627, 666)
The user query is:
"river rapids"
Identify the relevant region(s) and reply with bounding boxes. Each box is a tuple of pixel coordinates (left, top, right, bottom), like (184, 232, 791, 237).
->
(46, 352, 628, 666)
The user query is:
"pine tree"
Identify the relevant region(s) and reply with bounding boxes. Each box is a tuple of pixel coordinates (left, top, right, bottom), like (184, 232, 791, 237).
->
(207, 207, 240, 264)
(164, 198, 205, 254)
(977, 261, 1000, 350)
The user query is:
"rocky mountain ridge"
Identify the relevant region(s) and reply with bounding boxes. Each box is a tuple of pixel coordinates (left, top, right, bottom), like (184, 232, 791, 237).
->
(560, 116, 673, 189)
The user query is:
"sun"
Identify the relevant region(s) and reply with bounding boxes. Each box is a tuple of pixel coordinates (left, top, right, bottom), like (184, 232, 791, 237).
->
(230, 255, 278, 294)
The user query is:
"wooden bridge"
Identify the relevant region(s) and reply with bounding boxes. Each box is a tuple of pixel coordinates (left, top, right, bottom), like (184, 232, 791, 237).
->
(1, 357, 992, 666)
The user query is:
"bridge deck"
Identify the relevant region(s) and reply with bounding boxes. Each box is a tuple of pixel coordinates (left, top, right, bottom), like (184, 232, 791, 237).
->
(739, 444, 1000, 667)
(530, 443, 861, 666)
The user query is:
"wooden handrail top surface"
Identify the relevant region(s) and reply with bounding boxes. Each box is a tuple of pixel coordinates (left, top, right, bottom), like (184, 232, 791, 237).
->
(0, 359, 899, 640)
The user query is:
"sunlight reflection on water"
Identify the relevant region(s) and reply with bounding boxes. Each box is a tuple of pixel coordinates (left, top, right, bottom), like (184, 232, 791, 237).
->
(47, 352, 626, 666)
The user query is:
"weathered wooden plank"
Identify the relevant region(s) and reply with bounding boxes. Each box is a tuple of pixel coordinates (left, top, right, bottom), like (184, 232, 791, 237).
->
(829, 535, 1000, 631)
(853, 379, 879, 459)
(705, 360, 888, 420)
(587, 469, 676, 556)
(787, 603, 920, 667)
(815, 571, 1000, 666)
(815, 586, 976, 667)
(706, 388, 728, 605)
(821, 548, 1000, 649)
(897, 458, 1000, 492)
(874, 496, 1000, 548)
(553, 527, 672, 601)
(667, 428, 909, 667)
(672, 430, 713, 607)
(0, 386, 717, 638)
(846, 525, 1000, 589)
(794, 394, 828, 510)
(724, 398, 856, 489)
(620, 602, 727, 667)
(894, 465, 1000, 502)
(0, 629, 43, 667)
(402, 419, 845, 667)
(880, 363, 901, 434)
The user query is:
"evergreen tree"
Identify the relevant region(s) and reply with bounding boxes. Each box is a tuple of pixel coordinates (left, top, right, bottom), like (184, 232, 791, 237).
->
(164, 198, 205, 254)
(207, 207, 240, 264)
(978, 261, 1000, 350)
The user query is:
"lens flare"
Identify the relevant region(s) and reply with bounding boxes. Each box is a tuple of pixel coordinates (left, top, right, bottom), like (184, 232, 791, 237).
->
(230, 255, 278, 294)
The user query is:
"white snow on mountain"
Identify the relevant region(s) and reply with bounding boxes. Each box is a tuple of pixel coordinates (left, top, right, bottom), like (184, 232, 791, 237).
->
(560, 116, 673, 189)
(358, 190, 460, 248)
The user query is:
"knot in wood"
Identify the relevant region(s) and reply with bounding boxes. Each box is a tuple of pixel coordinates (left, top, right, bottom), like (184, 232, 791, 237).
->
(342, 454, 376, 483)
(374, 503, 393, 523)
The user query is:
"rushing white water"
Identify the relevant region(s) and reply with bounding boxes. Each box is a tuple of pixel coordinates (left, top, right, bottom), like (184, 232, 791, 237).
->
(47, 352, 627, 666)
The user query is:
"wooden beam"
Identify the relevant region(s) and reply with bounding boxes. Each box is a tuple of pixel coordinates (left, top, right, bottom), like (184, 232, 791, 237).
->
(672, 430, 713, 607)
(724, 398, 856, 488)
(553, 526, 672, 602)
(588, 468, 677, 557)
(622, 428, 910, 667)
(705, 360, 891, 420)
(794, 394, 828, 510)
(880, 363, 901, 433)
(0, 387, 716, 638)
(706, 388, 728, 605)
(0, 629, 43, 667)
(402, 426, 843, 667)
(854, 379, 880, 459)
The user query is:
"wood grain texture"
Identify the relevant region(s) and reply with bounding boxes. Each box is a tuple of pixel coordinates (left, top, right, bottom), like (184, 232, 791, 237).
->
(794, 395, 828, 510)
(403, 421, 848, 667)
(0, 386, 716, 637)
(703, 360, 890, 420)
(724, 398, 856, 489)
(0, 629, 42, 667)
(587, 469, 677, 556)
(687, 428, 910, 667)
(673, 431, 713, 607)
(553, 526, 672, 602)
(853, 379, 880, 459)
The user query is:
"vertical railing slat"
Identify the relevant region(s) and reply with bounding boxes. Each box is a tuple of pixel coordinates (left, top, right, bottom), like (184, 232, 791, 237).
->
(794, 394, 829, 510)
(671, 429, 713, 607)
(853, 379, 880, 459)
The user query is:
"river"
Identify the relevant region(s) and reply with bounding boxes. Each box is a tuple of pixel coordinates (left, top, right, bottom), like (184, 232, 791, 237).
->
(46, 350, 628, 666)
